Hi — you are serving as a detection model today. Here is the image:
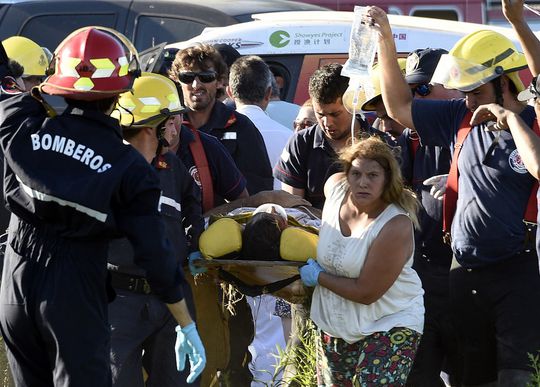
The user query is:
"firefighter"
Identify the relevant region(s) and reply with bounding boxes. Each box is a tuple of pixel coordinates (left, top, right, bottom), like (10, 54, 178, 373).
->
(110, 72, 204, 387)
(0, 27, 205, 387)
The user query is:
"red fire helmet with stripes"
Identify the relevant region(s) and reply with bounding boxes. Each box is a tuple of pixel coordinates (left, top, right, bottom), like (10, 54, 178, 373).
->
(41, 26, 140, 101)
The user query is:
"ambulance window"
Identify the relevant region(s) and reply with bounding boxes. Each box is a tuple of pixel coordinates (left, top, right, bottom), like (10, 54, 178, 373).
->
(135, 16, 207, 50)
(269, 64, 291, 101)
(20, 14, 116, 50)
(410, 9, 459, 21)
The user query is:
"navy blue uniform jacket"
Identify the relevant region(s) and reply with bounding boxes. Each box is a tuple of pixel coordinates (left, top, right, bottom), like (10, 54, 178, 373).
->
(0, 93, 185, 303)
(108, 152, 203, 277)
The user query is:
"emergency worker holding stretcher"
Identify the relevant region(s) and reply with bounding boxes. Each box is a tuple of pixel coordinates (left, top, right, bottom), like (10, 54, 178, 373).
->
(0, 27, 205, 387)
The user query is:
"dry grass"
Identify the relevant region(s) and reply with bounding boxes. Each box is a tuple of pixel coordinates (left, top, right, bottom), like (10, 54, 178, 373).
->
(0, 337, 12, 387)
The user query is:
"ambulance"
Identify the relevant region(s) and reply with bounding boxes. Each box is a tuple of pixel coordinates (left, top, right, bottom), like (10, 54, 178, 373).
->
(165, 11, 535, 104)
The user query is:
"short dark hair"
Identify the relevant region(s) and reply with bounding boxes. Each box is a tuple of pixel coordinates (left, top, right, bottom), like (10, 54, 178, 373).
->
(169, 43, 228, 84)
(229, 56, 271, 105)
(8, 60, 23, 78)
(242, 212, 282, 261)
(308, 63, 348, 104)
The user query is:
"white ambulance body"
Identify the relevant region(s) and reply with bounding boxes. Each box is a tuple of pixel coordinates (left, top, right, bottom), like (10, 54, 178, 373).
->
(166, 11, 535, 104)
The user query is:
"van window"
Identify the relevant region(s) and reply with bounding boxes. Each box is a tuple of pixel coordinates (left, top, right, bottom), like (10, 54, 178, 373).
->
(134, 16, 207, 50)
(20, 14, 116, 50)
(411, 9, 459, 21)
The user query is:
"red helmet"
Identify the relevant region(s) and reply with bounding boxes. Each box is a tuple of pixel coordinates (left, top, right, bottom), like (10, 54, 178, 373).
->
(41, 26, 140, 101)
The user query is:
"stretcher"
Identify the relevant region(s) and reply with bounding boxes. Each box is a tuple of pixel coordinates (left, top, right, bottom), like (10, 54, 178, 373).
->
(193, 259, 307, 304)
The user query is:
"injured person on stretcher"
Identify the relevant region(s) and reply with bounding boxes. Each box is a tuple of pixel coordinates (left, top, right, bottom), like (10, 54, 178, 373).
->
(187, 190, 321, 386)
(195, 190, 322, 303)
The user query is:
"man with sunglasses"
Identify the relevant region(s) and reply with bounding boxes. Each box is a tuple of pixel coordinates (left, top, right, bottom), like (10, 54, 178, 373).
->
(398, 48, 463, 387)
(169, 43, 273, 197)
(372, 6, 540, 386)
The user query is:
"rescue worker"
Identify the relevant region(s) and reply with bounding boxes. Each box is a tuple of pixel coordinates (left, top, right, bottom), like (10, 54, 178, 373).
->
(169, 43, 272, 386)
(109, 72, 204, 387)
(0, 27, 205, 387)
(371, 7, 540, 386)
(2, 36, 49, 90)
(168, 43, 273, 196)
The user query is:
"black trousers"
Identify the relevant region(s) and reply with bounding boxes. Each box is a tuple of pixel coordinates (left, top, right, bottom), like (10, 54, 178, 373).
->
(0, 242, 111, 387)
(406, 256, 462, 387)
(448, 250, 540, 385)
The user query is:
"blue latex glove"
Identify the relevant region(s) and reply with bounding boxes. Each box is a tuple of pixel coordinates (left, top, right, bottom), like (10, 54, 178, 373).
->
(175, 322, 206, 383)
(188, 251, 207, 275)
(299, 258, 324, 287)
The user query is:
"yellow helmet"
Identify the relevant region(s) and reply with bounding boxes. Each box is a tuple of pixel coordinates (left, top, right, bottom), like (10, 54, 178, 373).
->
(2, 36, 49, 77)
(360, 58, 407, 111)
(113, 72, 187, 128)
(431, 30, 527, 92)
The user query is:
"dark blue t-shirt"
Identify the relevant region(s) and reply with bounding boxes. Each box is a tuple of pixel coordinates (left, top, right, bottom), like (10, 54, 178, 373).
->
(412, 98, 536, 267)
(273, 121, 394, 209)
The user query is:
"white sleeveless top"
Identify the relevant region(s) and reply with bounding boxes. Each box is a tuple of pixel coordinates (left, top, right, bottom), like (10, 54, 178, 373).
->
(310, 179, 424, 344)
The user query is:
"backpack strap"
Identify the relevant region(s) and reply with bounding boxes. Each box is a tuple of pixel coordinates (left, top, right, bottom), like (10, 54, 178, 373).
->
(409, 131, 421, 161)
(188, 128, 214, 213)
(407, 131, 421, 186)
(442, 111, 473, 243)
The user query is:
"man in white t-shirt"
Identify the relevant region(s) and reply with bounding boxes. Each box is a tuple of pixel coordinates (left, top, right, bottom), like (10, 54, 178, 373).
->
(228, 56, 292, 190)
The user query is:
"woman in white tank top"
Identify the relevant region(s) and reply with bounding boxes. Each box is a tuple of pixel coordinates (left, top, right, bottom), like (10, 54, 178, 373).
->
(299, 137, 424, 386)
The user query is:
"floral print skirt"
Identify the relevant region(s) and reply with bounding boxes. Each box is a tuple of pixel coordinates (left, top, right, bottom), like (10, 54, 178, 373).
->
(316, 327, 421, 387)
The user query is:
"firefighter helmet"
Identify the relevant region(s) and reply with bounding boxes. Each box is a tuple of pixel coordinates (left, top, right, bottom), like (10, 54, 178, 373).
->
(2, 36, 48, 77)
(360, 58, 407, 111)
(431, 30, 527, 92)
(41, 26, 140, 100)
(113, 72, 187, 128)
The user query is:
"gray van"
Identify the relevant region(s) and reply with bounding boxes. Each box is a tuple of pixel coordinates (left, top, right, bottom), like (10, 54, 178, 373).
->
(0, 0, 328, 52)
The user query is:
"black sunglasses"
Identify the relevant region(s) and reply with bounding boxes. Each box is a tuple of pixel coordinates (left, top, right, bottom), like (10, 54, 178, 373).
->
(178, 71, 217, 84)
(411, 84, 432, 97)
